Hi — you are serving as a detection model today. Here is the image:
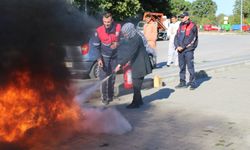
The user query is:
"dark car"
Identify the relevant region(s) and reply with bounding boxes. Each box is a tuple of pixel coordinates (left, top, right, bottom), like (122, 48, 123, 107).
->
(64, 37, 157, 79)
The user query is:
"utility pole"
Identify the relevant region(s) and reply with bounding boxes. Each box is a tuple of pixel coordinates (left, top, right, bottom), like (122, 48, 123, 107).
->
(85, 0, 87, 13)
(240, 0, 243, 32)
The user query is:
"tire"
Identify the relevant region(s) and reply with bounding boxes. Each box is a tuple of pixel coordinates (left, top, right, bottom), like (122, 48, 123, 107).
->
(89, 62, 99, 79)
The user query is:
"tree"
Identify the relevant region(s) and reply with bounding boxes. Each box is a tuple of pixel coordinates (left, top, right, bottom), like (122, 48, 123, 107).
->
(189, 0, 217, 24)
(73, 0, 142, 21)
(191, 0, 217, 18)
(233, 0, 250, 24)
(169, 0, 191, 16)
(139, 0, 171, 16)
(216, 13, 226, 25)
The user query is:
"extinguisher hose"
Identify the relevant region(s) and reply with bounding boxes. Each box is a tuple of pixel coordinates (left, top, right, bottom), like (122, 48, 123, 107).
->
(101, 72, 117, 84)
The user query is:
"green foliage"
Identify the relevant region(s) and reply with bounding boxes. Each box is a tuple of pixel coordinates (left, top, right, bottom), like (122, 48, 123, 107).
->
(230, 14, 241, 24)
(190, 0, 217, 25)
(73, 0, 142, 21)
(190, 0, 217, 18)
(233, 0, 250, 18)
(139, 0, 171, 16)
(99, 0, 142, 20)
(216, 13, 226, 25)
(169, 0, 191, 16)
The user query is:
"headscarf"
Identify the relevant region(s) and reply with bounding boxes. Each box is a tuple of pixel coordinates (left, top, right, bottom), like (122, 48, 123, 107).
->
(121, 22, 137, 39)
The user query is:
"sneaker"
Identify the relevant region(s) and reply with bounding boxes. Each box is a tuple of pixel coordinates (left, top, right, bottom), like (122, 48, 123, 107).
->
(107, 98, 113, 102)
(189, 84, 197, 90)
(102, 99, 109, 105)
(138, 100, 144, 106)
(175, 82, 187, 89)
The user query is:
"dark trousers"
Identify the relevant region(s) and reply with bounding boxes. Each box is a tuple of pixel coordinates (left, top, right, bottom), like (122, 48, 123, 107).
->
(99, 56, 117, 100)
(132, 77, 144, 105)
(178, 50, 195, 83)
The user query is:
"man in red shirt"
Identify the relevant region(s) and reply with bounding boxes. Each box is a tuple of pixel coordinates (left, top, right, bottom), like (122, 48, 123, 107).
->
(174, 12, 198, 90)
(92, 12, 121, 105)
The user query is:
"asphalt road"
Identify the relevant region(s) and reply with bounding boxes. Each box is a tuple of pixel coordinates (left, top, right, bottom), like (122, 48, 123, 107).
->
(15, 33, 250, 150)
(156, 33, 250, 65)
(74, 33, 250, 95)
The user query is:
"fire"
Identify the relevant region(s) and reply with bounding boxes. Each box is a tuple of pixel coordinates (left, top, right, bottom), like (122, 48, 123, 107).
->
(0, 70, 81, 142)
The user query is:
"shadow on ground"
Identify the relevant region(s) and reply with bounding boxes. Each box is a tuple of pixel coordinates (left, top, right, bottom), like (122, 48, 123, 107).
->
(195, 70, 212, 88)
(143, 87, 175, 104)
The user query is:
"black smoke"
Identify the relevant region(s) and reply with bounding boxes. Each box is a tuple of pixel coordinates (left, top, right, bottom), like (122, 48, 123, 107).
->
(0, 0, 97, 148)
(0, 0, 95, 86)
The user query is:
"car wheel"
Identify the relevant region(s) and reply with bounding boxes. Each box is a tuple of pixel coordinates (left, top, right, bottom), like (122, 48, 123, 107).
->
(89, 62, 99, 79)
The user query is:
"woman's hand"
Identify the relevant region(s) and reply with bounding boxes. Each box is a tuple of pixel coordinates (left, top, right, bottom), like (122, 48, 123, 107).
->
(114, 64, 121, 73)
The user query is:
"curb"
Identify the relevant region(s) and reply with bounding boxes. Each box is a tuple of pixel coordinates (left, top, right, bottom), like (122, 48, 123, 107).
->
(115, 58, 250, 96)
(72, 58, 250, 99)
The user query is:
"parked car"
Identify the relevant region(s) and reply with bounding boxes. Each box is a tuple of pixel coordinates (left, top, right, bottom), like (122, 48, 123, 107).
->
(231, 24, 250, 32)
(63, 37, 99, 79)
(231, 24, 241, 31)
(64, 37, 157, 79)
(203, 24, 220, 31)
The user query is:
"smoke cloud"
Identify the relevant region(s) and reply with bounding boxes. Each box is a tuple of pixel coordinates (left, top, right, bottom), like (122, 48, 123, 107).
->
(0, 1, 132, 149)
(81, 107, 132, 135)
(0, 0, 96, 86)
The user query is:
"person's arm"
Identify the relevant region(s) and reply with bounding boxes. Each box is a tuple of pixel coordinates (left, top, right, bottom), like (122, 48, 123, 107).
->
(115, 36, 140, 72)
(92, 30, 103, 67)
(152, 22, 158, 41)
(174, 29, 179, 48)
(110, 23, 121, 49)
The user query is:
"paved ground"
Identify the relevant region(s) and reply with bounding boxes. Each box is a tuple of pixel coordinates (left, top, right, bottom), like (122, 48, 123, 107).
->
(36, 59, 250, 150)
(29, 33, 250, 150)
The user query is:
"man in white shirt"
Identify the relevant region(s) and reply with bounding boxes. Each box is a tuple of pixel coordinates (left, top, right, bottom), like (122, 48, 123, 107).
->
(166, 15, 180, 67)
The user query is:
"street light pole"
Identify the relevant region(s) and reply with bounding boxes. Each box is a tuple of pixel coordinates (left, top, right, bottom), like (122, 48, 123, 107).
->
(240, 0, 243, 32)
(85, 0, 87, 13)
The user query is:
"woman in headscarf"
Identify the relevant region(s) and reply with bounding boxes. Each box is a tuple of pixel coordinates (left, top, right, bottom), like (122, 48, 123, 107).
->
(114, 23, 152, 109)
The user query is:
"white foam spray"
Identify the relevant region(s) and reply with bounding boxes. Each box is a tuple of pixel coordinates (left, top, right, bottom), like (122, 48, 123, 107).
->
(74, 74, 132, 135)
(80, 107, 132, 135)
(74, 74, 112, 105)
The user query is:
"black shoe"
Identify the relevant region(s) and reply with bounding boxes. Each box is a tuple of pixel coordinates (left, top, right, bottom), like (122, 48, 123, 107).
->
(126, 103, 140, 109)
(189, 84, 197, 90)
(138, 101, 144, 106)
(102, 100, 109, 105)
(166, 64, 170, 67)
(175, 82, 187, 89)
(107, 98, 113, 102)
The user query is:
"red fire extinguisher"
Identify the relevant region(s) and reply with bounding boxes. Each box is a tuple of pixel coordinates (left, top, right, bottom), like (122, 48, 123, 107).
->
(123, 63, 133, 89)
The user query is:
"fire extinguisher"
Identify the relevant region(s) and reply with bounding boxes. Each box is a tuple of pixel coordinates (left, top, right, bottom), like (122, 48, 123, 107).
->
(123, 63, 133, 89)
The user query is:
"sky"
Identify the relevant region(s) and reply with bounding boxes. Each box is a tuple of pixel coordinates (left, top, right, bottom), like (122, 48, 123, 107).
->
(187, 0, 236, 16)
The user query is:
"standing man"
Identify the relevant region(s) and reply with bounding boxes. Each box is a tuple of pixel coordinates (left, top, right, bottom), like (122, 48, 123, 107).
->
(92, 12, 121, 105)
(174, 12, 198, 90)
(166, 15, 180, 67)
(143, 14, 158, 49)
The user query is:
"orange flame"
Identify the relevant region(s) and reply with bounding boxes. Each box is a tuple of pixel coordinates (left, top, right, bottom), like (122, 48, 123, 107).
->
(0, 70, 81, 142)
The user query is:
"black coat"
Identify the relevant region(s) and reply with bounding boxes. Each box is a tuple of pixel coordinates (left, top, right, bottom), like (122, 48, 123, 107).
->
(117, 33, 152, 78)
(174, 20, 198, 52)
